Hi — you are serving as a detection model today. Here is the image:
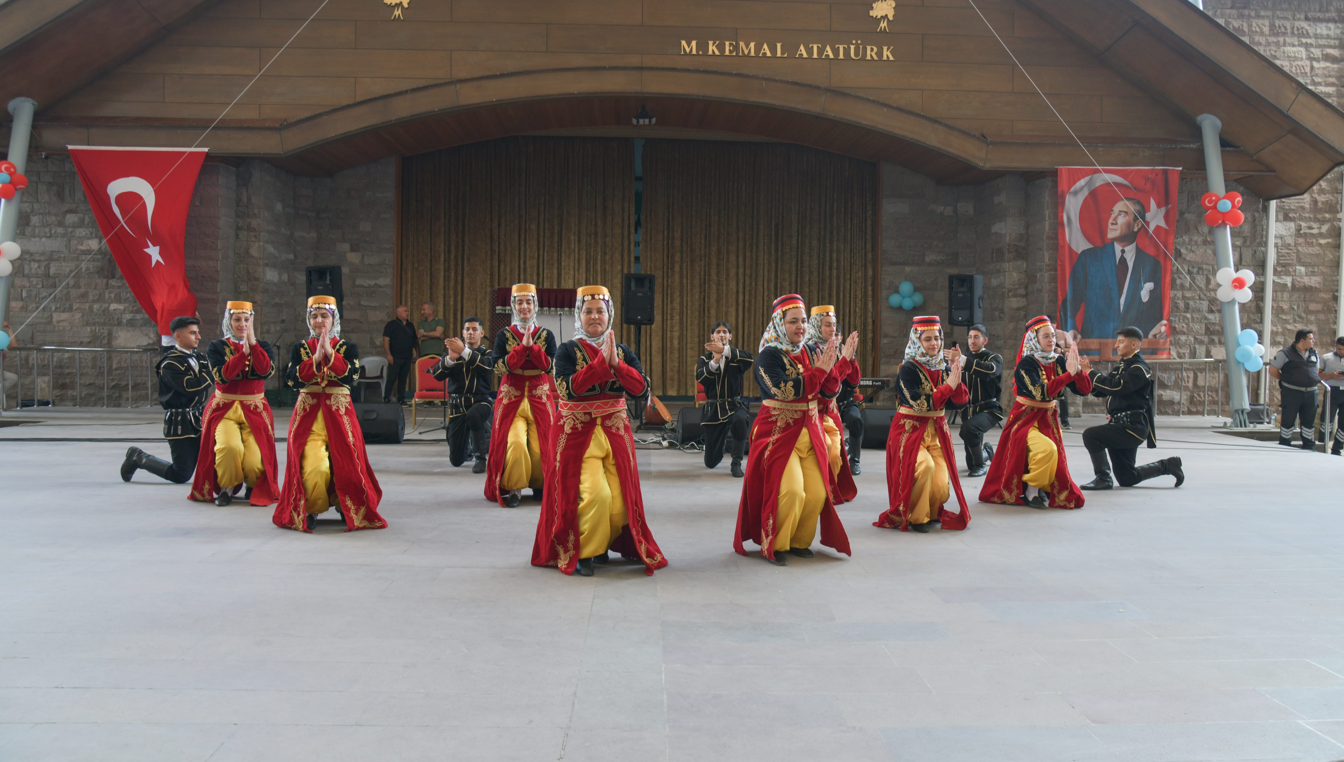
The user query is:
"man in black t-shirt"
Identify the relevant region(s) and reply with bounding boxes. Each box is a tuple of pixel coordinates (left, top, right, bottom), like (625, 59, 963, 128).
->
(382, 305, 418, 404)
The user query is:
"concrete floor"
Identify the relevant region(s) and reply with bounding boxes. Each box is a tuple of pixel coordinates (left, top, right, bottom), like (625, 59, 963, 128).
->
(3, 410, 1344, 761)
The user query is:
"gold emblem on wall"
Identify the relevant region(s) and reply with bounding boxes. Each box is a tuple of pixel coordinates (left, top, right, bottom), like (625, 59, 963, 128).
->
(870, 0, 894, 31)
(384, 0, 409, 19)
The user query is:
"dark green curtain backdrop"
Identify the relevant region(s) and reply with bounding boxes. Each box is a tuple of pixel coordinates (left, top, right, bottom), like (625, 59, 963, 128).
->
(640, 140, 877, 397)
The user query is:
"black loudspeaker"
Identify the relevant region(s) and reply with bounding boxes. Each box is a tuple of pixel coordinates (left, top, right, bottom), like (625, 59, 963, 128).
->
(623, 273, 656, 325)
(354, 402, 405, 444)
(861, 408, 897, 449)
(675, 405, 702, 444)
(948, 274, 983, 327)
(306, 266, 344, 317)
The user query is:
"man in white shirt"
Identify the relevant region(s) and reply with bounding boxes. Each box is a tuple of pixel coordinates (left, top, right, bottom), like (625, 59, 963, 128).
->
(1319, 337, 1344, 455)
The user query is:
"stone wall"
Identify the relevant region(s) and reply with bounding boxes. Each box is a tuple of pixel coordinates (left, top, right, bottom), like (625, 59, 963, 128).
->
(2, 156, 396, 407)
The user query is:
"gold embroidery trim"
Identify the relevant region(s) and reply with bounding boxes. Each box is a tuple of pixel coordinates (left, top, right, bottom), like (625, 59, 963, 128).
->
(897, 407, 944, 418)
(763, 399, 817, 411)
(214, 392, 265, 401)
(1014, 396, 1056, 409)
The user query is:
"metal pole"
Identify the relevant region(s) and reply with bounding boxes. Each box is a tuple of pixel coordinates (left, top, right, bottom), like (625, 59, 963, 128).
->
(75, 352, 80, 407)
(1262, 198, 1276, 405)
(1197, 114, 1251, 427)
(0, 97, 38, 326)
(1337, 173, 1344, 339)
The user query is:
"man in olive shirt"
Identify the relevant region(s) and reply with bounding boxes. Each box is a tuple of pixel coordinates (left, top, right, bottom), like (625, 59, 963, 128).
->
(418, 301, 446, 358)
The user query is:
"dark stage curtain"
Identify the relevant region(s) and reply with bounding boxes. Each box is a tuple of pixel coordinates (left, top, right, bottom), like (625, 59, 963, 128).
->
(399, 137, 635, 345)
(641, 141, 877, 397)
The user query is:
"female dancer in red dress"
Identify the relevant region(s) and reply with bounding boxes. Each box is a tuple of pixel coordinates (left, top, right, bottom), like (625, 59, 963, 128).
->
(805, 304, 859, 503)
(484, 284, 558, 507)
(532, 286, 666, 577)
(272, 296, 387, 532)
(979, 315, 1093, 510)
(875, 315, 971, 532)
(734, 294, 851, 566)
(190, 300, 280, 507)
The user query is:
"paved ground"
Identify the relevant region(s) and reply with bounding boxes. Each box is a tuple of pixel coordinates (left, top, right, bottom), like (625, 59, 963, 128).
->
(3, 409, 1344, 761)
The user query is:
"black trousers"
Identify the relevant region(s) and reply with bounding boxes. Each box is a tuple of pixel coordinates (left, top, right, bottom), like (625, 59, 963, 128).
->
(1328, 387, 1344, 453)
(959, 411, 1000, 469)
(704, 408, 750, 469)
(1082, 421, 1151, 485)
(447, 399, 493, 467)
(386, 355, 414, 402)
(160, 436, 201, 484)
(1279, 387, 1318, 446)
(1058, 394, 1071, 426)
(840, 403, 864, 464)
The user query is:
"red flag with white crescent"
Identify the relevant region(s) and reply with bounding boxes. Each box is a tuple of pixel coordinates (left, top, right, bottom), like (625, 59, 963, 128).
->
(1056, 167, 1179, 359)
(68, 146, 207, 342)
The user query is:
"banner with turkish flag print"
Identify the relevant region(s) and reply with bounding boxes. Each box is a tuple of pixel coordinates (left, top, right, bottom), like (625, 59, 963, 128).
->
(68, 146, 207, 342)
(1056, 167, 1179, 360)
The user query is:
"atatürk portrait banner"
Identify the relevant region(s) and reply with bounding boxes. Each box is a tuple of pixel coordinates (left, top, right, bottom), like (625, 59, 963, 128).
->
(1057, 167, 1180, 360)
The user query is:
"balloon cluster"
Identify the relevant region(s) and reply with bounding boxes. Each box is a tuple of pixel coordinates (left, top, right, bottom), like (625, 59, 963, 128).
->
(887, 281, 924, 311)
(1234, 328, 1266, 372)
(1201, 191, 1244, 227)
(1215, 266, 1254, 303)
(0, 160, 28, 202)
(0, 240, 18, 278)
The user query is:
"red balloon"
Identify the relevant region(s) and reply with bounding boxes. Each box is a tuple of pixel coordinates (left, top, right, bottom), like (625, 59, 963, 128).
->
(1201, 192, 1220, 210)
(1204, 209, 1224, 227)
(11, 173, 27, 190)
(1231, 276, 1247, 290)
(1225, 209, 1245, 227)
(1225, 191, 1243, 209)
(0, 161, 15, 175)
(0, 184, 15, 200)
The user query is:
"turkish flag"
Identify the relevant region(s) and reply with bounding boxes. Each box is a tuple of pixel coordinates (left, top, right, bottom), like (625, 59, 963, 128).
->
(68, 146, 207, 341)
(1056, 167, 1180, 359)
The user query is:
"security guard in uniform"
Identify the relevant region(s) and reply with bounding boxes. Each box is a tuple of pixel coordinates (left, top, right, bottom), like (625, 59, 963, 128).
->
(1080, 326, 1184, 490)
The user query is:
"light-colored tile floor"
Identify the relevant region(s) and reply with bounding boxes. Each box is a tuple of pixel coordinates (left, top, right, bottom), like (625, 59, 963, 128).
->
(3, 411, 1344, 760)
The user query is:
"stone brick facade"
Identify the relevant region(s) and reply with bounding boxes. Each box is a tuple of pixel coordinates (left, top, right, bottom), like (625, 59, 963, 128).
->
(2, 156, 395, 406)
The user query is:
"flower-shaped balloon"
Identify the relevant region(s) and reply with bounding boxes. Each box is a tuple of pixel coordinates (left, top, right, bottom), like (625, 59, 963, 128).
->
(1202, 192, 1244, 227)
(1216, 267, 1255, 303)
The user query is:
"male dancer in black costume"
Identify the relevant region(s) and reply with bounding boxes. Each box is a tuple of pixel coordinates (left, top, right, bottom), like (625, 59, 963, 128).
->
(431, 316, 495, 473)
(696, 321, 754, 477)
(121, 316, 213, 484)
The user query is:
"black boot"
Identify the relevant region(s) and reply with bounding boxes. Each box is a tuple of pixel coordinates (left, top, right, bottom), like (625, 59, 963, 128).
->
(139, 452, 176, 481)
(592, 552, 609, 565)
(215, 491, 232, 507)
(120, 447, 145, 482)
(964, 446, 983, 477)
(763, 552, 788, 566)
(575, 557, 595, 577)
(983, 443, 994, 464)
(731, 459, 745, 478)
(848, 457, 861, 476)
(789, 547, 814, 558)
(1081, 449, 1113, 490)
(504, 491, 521, 508)
(531, 487, 544, 502)
(472, 457, 487, 474)
(1166, 457, 1184, 487)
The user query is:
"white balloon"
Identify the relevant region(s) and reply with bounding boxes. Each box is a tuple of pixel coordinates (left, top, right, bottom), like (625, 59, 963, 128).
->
(0, 241, 18, 260)
(1251, 343, 1266, 357)
(1236, 268, 1255, 286)
(1216, 284, 1235, 302)
(0, 258, 11, 277)
(1234, 288, 1253, 303)
(1215, 267, 1236, 286)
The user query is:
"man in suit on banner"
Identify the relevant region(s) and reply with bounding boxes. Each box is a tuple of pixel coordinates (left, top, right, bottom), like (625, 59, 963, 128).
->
(1061, 198, 1167, 342)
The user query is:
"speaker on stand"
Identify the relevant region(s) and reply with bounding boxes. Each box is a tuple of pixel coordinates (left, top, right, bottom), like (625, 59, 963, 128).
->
(948, 274, 983, 327)
(306, 266, 344, 317)
(623, 273, 655, 424)
(354, 402, 405, 444)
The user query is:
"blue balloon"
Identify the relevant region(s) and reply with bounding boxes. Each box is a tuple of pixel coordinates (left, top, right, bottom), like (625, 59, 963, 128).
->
(888, 293, 901, 309)
(1234, 345, 1254, 363)
(911, 292, 924, 307)
(0, 330, 8, 351)
(898, 281, 915, 297)
(901, 297, 915, 310)
(1237, 328, 1258, 346)
(1216, 199, 1232, 213)
(1244, 355, 1264, 373)
(0, 173, 10, 185)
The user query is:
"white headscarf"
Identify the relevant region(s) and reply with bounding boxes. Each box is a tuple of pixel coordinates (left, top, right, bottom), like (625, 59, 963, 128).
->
(307, 303, 341, 339)
(573, 289, 613, 348)
(221, 307, 252, 342)
(511, 291, 538, 331)
(904, 318, 948, 372)
(759, 294, 807, 354)
(806, 310, 839, 346)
